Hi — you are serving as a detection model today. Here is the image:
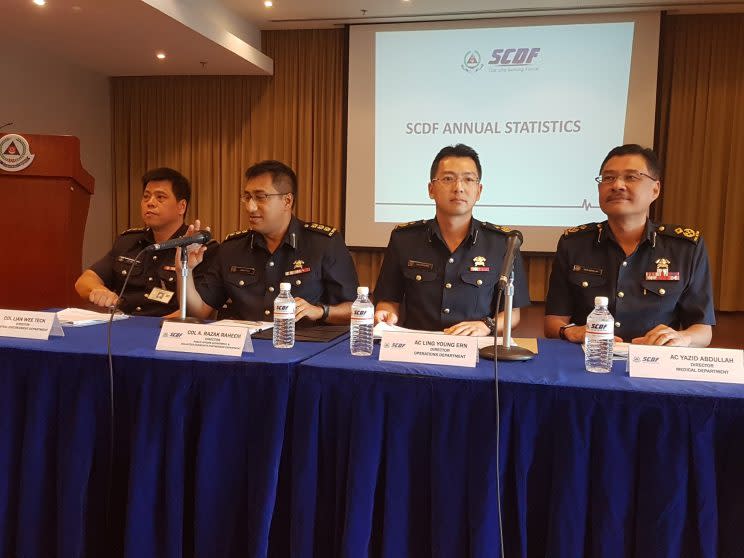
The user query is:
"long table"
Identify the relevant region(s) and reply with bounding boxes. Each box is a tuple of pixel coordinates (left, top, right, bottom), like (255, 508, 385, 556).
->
(2, 320, 744, 558)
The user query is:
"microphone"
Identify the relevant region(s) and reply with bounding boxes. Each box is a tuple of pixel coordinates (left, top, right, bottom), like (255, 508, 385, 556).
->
(497, 230, 523, 289)
(145, 230, 212, 252)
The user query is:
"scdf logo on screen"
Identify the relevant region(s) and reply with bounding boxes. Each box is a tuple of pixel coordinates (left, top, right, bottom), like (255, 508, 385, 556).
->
(488, 47, 541, 68)
(461, 50, 483, 73)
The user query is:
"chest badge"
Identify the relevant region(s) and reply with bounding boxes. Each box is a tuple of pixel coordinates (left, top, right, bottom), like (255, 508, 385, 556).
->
(645, 258, 680, 281)
(470, 256, 490, 272)
(285, 259, 311, 276)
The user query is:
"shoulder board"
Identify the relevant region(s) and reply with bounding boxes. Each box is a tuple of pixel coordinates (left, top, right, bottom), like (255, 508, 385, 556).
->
(394, 219, 427, 231)
(304, 222, 337, 237)
(224, 229, 251, 242)
(657, 224, 700, 244)
(120, 227, 147, 235)
(562, 223, 598, 237)
(481, 222, 512, 234)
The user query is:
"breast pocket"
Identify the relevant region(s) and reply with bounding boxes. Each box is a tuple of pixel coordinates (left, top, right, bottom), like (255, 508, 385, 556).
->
(225, 271, 259, 295)
(568, 273, 608, 308)
(460, 271, 499, 316)
(113, 258, 143, 279)
(285, 269, 323, 301)
(641, 280, 684, 316)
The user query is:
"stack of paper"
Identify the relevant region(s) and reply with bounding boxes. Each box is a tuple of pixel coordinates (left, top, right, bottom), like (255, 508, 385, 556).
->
(56, 308, 129, 327)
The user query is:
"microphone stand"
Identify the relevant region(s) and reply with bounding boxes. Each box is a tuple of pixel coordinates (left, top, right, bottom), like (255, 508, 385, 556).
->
(164, 245, 204, 324)
(480, 272, 534, 361)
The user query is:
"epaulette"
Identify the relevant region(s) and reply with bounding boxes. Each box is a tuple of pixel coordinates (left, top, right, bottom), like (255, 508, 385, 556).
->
(304, 222, 337, 237)
(394, 219, 427, 231)
(224, 229, 251, 242)
(481, 222, 512, 234)
(562, 223, 598, 237)
(120, 226, 147, 235)
(656, 224, 700, 244)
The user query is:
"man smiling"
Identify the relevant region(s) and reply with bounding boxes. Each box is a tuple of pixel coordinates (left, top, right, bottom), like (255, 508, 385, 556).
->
(374, 144, 529, 335)
(544, 144, 715, 346)
(75, 167, 191, 316)
(180, 160, 358, 323)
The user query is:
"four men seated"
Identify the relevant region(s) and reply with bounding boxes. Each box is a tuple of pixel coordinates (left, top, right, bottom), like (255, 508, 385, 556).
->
(75, 144, 716, 347)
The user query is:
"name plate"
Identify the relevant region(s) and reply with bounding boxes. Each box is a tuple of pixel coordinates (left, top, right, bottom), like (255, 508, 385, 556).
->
(156, 322, 253, 357)
(629, 345, 744, 384)
(0, 310, 64, 340)
(379, 331, 478, 368)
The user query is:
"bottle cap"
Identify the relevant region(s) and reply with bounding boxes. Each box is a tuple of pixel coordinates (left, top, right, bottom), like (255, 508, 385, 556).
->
(280, 282, 291, 291)
(357, 286, 369, 295)
(594, 296, 608, 306)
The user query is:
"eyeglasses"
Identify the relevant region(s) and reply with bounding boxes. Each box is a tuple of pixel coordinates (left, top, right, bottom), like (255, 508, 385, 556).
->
(240, 191, 288, 203)
(595, 172, 657, 185)
(431, 175, 481, 187)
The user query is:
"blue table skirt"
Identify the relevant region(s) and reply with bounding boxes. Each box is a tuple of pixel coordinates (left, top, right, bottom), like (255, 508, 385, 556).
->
(289, 339, 744, 558)
(0, 316, 342, 558)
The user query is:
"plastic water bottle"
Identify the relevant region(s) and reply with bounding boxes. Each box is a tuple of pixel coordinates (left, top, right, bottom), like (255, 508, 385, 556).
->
(273, 282, 295, 348)
(584, 296, 615, 373)
(350, 286, 374, 356)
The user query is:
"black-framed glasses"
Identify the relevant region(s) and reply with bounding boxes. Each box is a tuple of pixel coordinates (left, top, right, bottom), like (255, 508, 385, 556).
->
(431, 175, 481, 187)
(240, 191, 288, 203)
(595, 172, 657, 185)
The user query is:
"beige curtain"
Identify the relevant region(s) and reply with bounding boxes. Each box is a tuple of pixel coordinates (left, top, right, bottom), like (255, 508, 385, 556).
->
(656, 14, 744, 311)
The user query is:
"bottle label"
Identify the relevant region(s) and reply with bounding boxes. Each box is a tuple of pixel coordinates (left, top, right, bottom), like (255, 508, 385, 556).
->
(351, 306, 374, 324)
(586, 320, 614, 339)
(274, 302, 295, 318)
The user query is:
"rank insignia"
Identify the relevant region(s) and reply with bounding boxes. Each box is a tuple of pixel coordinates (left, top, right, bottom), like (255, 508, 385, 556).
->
(645, 258, 680, 281)
(470, 256, 490, 272)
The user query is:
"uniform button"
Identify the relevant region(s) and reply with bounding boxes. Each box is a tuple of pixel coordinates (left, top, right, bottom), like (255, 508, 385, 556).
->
(581, 281, 588, 288)
(168, 277, 173, 282)
(264, 309, 271, 316)
(659, 288, 666, 295)
(148, 277, 153, 281)
(268, 286, 275, 293)
(658, 226, 665, 232)
(622, 261, 628, 267)
(615, 321, 621, 328)
(135, 306, 142, 312)
(295, 280, 302, 286)
(152, 255, 158, 261)
(618, 291, 625, 298)
(445, 283, 452, 289)
(239, 280, 245, 286)
(476, 279, 483, 286)
(268, 261, 275, 267)
(222, 304, 228, 309)
(443, 308, 450, 314)
(448, 258, 454, 264)
(121, 270, 127, 276)
(415, 274, 422, 281)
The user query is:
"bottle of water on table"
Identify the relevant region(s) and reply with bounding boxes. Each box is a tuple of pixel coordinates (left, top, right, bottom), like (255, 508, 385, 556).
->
(273, 282, 295, 349)
(585, 296, 614, 373)
(350, 286, 374, 356)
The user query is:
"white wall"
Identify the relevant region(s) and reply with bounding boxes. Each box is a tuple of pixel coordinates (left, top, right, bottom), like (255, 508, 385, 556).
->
(0, 39, 112, 269)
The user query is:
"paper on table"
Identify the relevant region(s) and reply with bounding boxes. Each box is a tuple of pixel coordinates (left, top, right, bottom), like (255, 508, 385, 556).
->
(372, 321, 517, 349)
(56, 307, 129, 326)
(212, 319, 274, 335)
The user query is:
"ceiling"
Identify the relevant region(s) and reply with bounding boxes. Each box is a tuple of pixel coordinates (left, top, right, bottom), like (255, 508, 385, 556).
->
(5, 0, 744, 76)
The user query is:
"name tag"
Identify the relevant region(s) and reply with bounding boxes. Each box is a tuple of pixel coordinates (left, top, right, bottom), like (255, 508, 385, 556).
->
(156, 322, 253, 356)
(629, 345, 744, 384)
(0, 309, 64, 340)
(146, 287, 174, 304)
(379, 331, 477, 368)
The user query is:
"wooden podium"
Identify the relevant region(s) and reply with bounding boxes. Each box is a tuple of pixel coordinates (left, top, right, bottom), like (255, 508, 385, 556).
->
(0, 134, 94, 310)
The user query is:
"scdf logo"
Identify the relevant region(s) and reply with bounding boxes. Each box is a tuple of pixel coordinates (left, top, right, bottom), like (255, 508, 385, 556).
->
(461, 50, 483, 73)
(488, 47, 541, 66)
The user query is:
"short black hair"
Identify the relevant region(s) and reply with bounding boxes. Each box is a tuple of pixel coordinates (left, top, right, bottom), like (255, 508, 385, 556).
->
(244, 160, 298, 207)
(141, 167, 191, 208)
(430, 144, 482, 181)
(599, 144, 662, 179)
